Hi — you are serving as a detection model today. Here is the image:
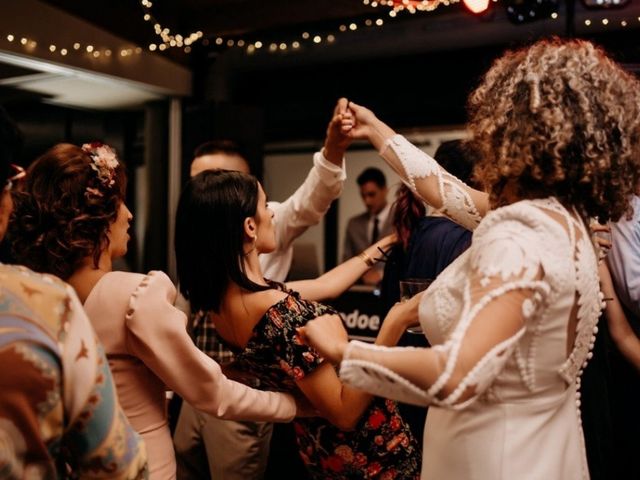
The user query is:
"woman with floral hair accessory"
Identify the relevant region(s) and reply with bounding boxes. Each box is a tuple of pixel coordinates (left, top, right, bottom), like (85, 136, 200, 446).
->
(10, 142, 303, 480)
(301, 38, 640, 479)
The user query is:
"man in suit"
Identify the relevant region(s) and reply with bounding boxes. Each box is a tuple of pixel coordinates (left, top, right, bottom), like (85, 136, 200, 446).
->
(343, 167, 392, 285)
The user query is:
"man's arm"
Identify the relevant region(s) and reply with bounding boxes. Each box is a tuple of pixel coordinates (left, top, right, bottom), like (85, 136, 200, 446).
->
(261, 99, 351, 280)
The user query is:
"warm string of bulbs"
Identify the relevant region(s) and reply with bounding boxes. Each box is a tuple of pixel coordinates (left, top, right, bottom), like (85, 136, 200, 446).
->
(1, 33, 142, 60)
(364, 0, 461, 15)
(140, 0, 394, 55)
(140, 0, 202, 54)
(1, 2, 638, 62)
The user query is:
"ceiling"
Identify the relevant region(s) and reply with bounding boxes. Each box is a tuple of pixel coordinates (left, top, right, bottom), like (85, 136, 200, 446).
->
(3, 0, 640, 118)
(42, 0, 384, 56)
(37, 0, 640, 67)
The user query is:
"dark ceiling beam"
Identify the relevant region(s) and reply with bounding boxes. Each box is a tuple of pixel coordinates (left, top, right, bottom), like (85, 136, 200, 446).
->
(189, 0, 377, 36)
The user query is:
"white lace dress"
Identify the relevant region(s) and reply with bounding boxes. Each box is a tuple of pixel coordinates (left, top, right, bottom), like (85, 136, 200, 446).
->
(339, 136, 602, 479)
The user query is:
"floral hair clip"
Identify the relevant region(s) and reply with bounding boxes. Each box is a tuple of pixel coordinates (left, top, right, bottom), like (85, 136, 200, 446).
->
(82, 142, 119, 189)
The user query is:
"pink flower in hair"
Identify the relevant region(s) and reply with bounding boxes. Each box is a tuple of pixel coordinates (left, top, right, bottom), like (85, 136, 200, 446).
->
(82, 142, 119, 188)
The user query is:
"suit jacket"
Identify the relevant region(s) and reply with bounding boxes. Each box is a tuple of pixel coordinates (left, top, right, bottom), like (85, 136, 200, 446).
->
(342, 208, 394, 264)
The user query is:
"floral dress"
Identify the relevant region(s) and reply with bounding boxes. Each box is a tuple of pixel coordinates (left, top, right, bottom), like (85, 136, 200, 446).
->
(226, 282, 421, 479)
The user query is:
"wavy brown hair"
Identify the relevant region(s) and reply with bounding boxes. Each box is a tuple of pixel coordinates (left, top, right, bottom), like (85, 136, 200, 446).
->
(10, 143, 126, 280)
(468, 37, 640, 222)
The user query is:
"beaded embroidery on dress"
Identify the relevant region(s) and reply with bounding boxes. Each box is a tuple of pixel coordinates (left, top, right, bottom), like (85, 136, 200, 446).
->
(382, 135, 483, 230)
(340, 194, 596, 478)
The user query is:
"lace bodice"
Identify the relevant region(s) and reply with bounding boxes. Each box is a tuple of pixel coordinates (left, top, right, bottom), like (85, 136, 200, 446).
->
(340, 136, 603, 412)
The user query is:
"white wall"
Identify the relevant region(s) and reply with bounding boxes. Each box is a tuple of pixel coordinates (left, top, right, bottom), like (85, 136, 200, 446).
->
(263, 128, 467, 277)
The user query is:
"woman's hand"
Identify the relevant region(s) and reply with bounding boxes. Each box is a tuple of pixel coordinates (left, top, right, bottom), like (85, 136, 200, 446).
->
(374, 232, 398, 256)
(323, 98, 353, 165)
(341, 101, 379, 140)
(386, 292, 423, 330)
(340, 102, 396, 150)
(298, 314, 349, 364)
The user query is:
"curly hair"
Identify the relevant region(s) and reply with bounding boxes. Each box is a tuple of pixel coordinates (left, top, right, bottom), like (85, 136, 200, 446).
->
(10, 143, 126, 280)
(468, 37, 640, 222)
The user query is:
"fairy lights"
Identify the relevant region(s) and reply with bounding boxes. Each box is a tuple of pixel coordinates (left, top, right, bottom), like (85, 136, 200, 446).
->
(364, 0, 462, 14)
(135, 0, 415, 56)
(1, 0, 636, 62)
(139, 0, 203, 52)
(0, 31, 143, 62)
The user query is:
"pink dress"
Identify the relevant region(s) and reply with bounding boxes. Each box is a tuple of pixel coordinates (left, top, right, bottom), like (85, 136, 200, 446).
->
(84, 270, 296, 480)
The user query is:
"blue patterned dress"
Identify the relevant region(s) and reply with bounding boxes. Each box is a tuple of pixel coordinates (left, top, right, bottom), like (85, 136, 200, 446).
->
(0, 263, 148, 479)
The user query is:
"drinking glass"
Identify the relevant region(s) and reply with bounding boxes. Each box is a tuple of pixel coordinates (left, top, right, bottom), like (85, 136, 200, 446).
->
(399, 278, 432, 334)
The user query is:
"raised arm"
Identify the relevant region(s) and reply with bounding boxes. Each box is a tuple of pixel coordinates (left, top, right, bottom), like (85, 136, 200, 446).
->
(345, 102, 490, 230)
(262, 100, 350, 281)
(124, 271, 297, 422)
(287, 233, 396, 301)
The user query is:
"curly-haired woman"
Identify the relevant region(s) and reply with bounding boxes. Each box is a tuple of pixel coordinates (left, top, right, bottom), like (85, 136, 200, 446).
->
(302, 38, 640, 479)
(175, 169, 421, 479)
(9, 143, 303, 480)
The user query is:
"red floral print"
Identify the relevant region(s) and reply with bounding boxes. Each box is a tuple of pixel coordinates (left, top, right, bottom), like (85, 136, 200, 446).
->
(368, 409, 386, 429)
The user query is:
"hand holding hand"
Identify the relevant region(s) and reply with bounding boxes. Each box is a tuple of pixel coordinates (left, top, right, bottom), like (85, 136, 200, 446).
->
(341, 101, 382, 140)
(323, 97, 353, 165)
(298, 314, 349, 364)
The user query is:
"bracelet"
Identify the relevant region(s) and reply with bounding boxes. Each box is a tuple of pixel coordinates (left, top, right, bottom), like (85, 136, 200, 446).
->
(358, 250, 376, 267)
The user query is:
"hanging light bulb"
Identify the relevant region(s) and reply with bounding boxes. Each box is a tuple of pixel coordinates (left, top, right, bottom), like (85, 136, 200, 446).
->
(463, 0, 490, 13)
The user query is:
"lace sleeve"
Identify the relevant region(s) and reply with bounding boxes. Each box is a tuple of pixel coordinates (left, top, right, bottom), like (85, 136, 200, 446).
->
(380, 135, 488, 230)
(340, 207, 552, 409)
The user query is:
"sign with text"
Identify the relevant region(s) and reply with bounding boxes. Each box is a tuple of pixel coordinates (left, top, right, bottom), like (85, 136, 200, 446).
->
(328, 285, 386, 343)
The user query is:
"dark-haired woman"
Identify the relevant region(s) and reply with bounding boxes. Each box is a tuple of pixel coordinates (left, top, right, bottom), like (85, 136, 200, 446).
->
(10, 143, 302, 479)
(175, 169, 421, 479)
(302, 38, 640, 479)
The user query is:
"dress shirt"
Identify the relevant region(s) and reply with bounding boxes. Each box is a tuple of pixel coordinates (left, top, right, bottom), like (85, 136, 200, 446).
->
(607, 195, 640, 319)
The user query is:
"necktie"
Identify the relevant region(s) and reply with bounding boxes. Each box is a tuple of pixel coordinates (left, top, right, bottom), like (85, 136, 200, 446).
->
(371, 216, 380, 244)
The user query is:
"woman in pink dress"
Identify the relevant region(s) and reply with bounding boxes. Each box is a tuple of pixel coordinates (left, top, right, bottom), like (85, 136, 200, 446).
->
(10, 143, 300, 479)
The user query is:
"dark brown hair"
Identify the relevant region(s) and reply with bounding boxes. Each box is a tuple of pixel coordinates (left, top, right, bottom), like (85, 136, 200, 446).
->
(10, 143, 126, 279)
(175, 169, 269, 313)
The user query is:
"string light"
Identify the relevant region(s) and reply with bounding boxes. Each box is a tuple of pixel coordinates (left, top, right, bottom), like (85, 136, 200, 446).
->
(1, 28, 145, 60)
(6, 0, 631, 61)
(140, 0, 203, 51)
(365, 0, 462, 14)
